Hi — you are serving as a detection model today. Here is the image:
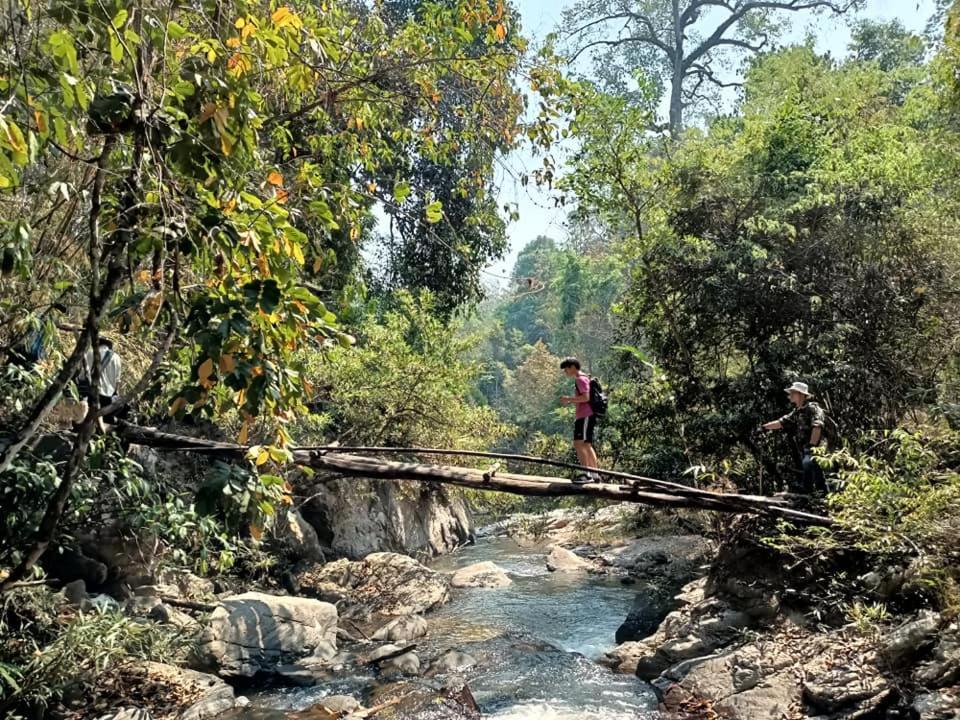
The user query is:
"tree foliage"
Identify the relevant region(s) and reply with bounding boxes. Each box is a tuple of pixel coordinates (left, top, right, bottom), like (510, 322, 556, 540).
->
(562, 0, 863, 133)
(0, 0, 531, 584)
(561, 40, 960, 482)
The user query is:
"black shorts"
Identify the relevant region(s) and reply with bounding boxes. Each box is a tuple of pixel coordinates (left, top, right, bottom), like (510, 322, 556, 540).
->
(574, 415, 596, 444)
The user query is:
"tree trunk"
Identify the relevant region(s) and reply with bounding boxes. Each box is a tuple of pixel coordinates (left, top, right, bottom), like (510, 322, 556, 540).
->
(669, 0, 685, 135)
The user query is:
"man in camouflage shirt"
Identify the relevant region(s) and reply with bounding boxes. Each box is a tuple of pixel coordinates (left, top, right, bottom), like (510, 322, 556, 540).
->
(761, 381, 826, 494)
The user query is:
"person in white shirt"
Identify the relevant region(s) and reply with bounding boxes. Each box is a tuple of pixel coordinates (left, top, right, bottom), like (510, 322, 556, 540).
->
(79, 337, 123, 424)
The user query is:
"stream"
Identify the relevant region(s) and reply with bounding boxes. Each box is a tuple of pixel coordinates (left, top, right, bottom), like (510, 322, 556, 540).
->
(233, 536, 660, 719)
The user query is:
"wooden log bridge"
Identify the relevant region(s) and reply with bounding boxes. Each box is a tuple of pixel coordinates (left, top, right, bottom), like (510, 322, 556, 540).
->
(119, 424, 834, 527)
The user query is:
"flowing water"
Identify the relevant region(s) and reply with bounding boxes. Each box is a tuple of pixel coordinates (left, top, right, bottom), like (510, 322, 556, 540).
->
(232, 536, 659, 719)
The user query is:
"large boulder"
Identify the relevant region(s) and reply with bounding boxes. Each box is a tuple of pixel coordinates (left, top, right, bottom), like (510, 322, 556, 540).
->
(297, 552, 450, 621)
(300, 478, 472, 559)
(196, 592, 337, 677)
(546, 546, 593, 573)
(451, 561, 511, 589)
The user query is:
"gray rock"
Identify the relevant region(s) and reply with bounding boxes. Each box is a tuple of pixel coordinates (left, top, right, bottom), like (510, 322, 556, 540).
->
(63, 579, 87, 607)
(148, 603, 200, 632)
(299, 478, 472, 559)
(368, 644, 403, 663)
(297, 553, 450, 619)
(319, 696, 361, 714)
(803, 668, 889, 713)
(372, 614, 428, 642)
(133, 584, 180, 598)
(428, 650, 478, 676)
(451, 561, 511, 589)
(96, 709, 152, 720)
(913, 688, 960, 720)
(140, 662, 235, 720)
(546, 546, 592, 573)
(881, 611, 941, 667)
(196, 592, 338, 678)
(380, 651, 421, 677)
(158, 569, 215, 600)
(125, 595, 162, 616)
(915, 628, 960, 688)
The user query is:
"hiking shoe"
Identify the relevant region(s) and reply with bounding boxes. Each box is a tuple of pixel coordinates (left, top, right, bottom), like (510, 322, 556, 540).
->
(572, 474, 591, 485)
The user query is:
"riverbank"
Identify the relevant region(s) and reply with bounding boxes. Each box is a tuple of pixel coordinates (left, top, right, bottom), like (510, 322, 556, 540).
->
(9, 501, 958, 720)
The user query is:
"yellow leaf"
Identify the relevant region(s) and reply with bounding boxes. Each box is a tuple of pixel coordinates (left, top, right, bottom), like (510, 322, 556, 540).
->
(220, 132, 234, 156)
(34, 111, 47, 135)
(495, 23, 507, 41)
(227, 53, 251, 77)
(219, 354, 237, 373)
(226, 36, 241, 48)
(256, 254, 270, 276)
(256, 449, 270, 466)
(238, 418, 250, 445)
(271, 6, 301, 28)
(198, 357, 215, 384)
(235, 17, 245, 28)
(206, 48, 216, 63)
(168, 397, 186, 416)
(267, 170, 283, 186)
(198, 102, 218, 124)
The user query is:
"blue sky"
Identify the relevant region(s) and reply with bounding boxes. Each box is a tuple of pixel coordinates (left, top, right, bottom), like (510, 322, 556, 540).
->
(484, 0, 938, 285)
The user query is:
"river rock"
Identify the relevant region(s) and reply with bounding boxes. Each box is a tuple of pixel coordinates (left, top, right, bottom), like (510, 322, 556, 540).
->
(546, 546, 592, 573)
(451, 561, 511, 589)
(914, 626, 960, 687)
(319, 695, 361, 714)
(97, 709, 152, 720)
(428, 650, 478, 676)
(372, 614, 428, 642)
(297, 552, 450, 620)
(196, 592, 338, 677)
(380, 651, 421, 677)
(141, 661, 236, 720)
(368, 680, 481, 720)
(881, 611, 942, 668)
(369, 644, 404, 663)
(300, 478, 472, 559)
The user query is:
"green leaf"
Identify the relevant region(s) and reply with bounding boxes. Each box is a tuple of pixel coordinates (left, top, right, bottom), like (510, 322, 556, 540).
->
(393, 180, 411, 205)
(425, 200, 443, 224)
(112, 8, 128, 28)
(167, 21, 188, 40)
(110, 33, 123, 63)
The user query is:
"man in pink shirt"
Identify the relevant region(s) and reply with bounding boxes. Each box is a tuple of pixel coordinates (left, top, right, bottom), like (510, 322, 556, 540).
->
(560, 357, 600, 484)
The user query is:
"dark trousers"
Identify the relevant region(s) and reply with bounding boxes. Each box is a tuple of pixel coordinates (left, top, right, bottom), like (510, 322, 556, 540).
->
(797, 450, 826, 495)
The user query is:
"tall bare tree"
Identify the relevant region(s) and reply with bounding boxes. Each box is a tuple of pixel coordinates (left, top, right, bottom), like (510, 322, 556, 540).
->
(564, 0, 862, 134)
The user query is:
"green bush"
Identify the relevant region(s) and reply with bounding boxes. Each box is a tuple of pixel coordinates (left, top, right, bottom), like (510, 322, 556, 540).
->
(0, 588, 189, 719)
